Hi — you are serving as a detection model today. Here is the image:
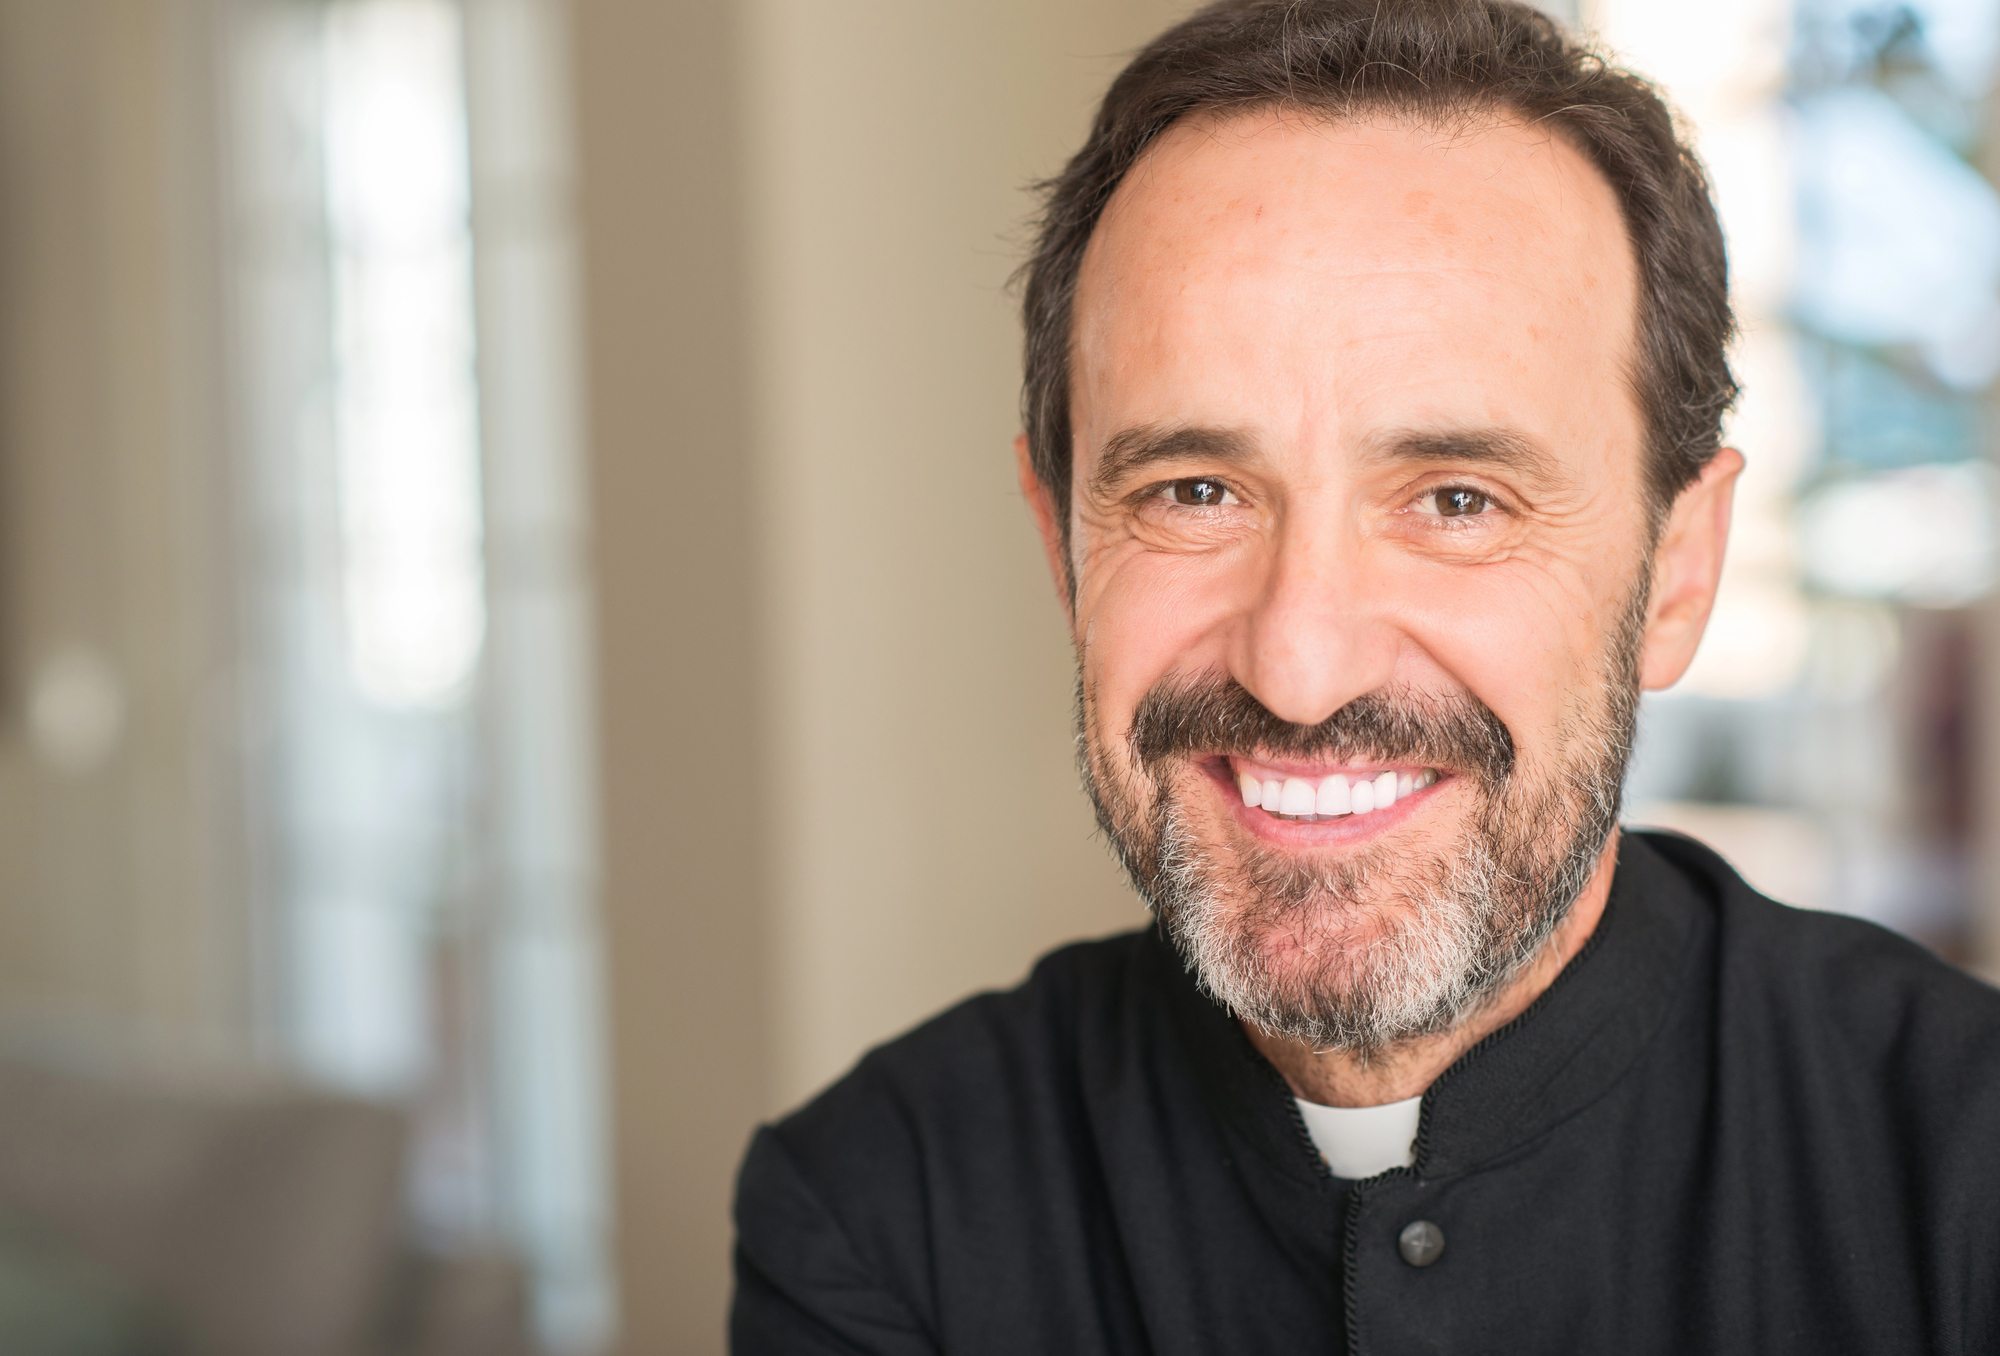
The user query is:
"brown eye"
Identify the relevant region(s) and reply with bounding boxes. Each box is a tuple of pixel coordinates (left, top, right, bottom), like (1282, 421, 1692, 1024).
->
(1171, 478, 1230, 507)
(1433, 487, 1489, 517)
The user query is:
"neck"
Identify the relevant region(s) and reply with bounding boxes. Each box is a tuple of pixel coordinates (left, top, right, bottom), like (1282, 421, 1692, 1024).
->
(1245, 828, 1620, 1107)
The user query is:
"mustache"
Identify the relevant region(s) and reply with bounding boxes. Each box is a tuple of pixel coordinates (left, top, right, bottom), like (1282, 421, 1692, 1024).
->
(1126, 672, 1516, 784)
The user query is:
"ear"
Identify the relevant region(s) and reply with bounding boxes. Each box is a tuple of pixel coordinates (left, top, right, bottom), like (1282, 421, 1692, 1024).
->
(1016, 433, 1075, 625)
(1639, 447, 1744, 691)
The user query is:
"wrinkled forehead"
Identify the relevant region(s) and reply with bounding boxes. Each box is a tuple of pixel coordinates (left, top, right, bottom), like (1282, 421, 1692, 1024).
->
(1069, 107, 1645, 470)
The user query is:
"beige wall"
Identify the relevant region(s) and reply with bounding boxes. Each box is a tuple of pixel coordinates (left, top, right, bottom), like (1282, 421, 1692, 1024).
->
(571, 1, 1185, 1351)
(742, 1, 1176, 1113)
(0, 0, 245, 1064)
(571, 1, 763, 1351)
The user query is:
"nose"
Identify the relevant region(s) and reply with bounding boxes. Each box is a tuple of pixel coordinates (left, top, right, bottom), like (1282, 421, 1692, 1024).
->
(1229, 510, 1400, 727)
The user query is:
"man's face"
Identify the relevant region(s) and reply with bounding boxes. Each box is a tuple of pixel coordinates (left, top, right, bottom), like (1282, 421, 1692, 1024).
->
(1052, 110, 1674, 1053)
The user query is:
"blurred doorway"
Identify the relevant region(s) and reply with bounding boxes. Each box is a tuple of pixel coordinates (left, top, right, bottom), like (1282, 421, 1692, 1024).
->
(225, 0, 612, 1349)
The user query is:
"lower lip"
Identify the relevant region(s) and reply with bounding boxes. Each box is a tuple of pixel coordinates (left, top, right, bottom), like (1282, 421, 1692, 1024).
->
(1202, 759, 1446, 845)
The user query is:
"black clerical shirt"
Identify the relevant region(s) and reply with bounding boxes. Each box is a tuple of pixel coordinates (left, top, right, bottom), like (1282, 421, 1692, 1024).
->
(731, 832, 2000, 1354)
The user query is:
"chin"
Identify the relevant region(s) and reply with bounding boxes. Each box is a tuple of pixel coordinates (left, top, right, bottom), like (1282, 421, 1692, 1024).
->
(1148, 803, 1520, 1053)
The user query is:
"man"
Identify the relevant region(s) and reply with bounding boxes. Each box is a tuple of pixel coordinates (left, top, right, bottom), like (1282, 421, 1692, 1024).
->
(731, 2, 2000, 1351)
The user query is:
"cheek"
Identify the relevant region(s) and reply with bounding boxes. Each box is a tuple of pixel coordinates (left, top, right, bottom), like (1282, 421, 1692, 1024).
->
(1391, 559, 1614, 751)
(1077, 546, 1254, 732)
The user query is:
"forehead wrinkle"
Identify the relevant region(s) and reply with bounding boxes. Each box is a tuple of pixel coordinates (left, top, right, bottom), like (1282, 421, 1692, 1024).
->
(1089, 423, 1258, 498)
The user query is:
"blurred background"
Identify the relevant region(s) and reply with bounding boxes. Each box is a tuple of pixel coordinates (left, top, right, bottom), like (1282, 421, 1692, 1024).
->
(0, 0, 1989, 1353)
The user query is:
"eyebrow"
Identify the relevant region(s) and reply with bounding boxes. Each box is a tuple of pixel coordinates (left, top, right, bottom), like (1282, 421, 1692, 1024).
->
(1088, 424, 1256, 499)
(1369, 428, 1567, 487)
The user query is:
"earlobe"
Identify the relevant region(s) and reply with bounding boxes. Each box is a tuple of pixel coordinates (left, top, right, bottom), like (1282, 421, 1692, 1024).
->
(1016, 433, 1075, 624)
(1638, 448, 1743, 691)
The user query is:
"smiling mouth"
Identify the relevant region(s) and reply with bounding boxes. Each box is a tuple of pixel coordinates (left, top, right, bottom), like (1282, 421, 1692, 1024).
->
(1227, 756, 1442, 823)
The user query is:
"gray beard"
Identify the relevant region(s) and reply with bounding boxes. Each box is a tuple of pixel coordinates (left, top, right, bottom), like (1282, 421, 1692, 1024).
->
(1079, 590, 1644, 1061)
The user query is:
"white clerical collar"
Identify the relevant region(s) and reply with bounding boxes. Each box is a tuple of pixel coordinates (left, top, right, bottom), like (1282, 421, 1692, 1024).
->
(1294, 1094, 1423, 1179)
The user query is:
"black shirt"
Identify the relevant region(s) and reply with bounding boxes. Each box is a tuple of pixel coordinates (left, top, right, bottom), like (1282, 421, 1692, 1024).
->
(731, 831, 2000, 1354)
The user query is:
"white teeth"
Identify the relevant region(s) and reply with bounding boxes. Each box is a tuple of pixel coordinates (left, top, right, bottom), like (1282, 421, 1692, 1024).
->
(1236, 764, 1440, 818)
(1315, 774, 1350, 816)
(1280, 777, 1316, 816)
(1350, 777, 1375, 814)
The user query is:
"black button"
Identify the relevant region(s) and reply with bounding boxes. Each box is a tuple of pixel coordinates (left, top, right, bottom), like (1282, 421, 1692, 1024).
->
(1398, 1219, 1444, 1267)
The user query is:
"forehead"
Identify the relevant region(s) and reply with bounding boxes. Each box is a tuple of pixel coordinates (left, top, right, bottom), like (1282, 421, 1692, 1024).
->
(1070, 108, 1644, 473)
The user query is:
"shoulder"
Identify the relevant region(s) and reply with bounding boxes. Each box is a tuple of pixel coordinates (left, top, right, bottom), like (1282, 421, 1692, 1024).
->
(1634, 827, 2000, 1087)
(1631, 829, 2000, 1328)
(784, 928, 1151, 1147)
(733, 930, 1155, 1331)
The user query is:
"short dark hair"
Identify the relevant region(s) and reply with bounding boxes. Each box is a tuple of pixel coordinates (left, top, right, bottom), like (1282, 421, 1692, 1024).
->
(1020, 0, 1737, 544)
